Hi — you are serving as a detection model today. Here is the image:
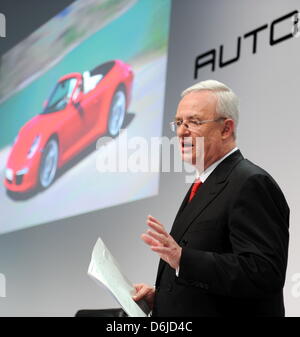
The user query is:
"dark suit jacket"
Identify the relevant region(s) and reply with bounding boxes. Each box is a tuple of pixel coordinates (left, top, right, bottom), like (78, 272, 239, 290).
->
(152, 150, 289, 317)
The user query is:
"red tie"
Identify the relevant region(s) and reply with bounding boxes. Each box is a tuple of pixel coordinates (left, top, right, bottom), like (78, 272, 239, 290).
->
(189, 178, 202, 202)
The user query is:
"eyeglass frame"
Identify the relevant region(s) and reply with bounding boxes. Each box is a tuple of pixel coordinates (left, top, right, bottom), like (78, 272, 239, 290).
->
(169, 117, 227, 133)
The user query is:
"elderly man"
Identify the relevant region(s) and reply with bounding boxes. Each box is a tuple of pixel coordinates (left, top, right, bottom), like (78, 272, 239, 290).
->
(133, 80, 289, 317)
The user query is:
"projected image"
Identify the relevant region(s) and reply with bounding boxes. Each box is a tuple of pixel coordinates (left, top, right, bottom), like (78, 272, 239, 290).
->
(0, 0, 171, 234)
(5, 60, 133, 192)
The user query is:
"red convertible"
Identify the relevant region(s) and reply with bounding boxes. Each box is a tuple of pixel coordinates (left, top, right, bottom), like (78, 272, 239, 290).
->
(4, 60, 134, 192)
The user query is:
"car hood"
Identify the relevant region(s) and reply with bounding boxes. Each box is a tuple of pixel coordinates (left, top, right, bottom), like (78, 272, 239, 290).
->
(7, 113, 60, 168)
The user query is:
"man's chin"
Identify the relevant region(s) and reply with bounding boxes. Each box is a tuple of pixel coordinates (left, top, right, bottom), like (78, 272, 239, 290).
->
(181, 152, 204, 168)
(181, 152, 195, 165)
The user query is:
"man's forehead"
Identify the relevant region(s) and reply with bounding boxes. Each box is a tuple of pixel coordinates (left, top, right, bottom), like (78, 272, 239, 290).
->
(176, 90, 216, 117)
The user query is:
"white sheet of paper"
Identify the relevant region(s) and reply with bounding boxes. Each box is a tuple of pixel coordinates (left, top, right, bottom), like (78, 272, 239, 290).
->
(87, 237, 150, 317)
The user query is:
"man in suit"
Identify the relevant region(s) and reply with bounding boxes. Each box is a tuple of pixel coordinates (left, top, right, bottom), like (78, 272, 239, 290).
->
(133, 80, 289, 316)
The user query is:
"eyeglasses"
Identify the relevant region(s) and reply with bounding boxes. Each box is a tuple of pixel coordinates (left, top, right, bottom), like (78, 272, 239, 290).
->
(169, 117, 226, 133)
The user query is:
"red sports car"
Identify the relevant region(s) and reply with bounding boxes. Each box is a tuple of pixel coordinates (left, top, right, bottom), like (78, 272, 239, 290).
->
(4, 60, 134, 192)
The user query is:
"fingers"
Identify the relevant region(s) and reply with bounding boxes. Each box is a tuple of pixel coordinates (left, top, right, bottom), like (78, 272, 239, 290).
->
(133, 283, 143, 292)
(132, 284, 156, 309)
(132, 290, 145, 301)
(147, 229, 169, 246)
(148, 220, 167, 235)
(147, 215, 161, 225)
(147, 217, 167, 236)
(141, 233, 161, 247)
(141, 215, 181, 270)
(147, 215, 164, 228)
(132, 284, 153, 301)
(151, 246, 171, 254)
(144, 215, 170, 248)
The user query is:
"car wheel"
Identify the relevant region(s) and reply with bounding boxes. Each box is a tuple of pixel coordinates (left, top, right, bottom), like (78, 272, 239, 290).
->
(107, 88, 126, 137)
(39, 138, 59, 189)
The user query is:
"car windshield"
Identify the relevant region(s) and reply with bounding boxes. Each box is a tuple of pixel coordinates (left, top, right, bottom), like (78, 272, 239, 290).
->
(42, 78, 78, 114)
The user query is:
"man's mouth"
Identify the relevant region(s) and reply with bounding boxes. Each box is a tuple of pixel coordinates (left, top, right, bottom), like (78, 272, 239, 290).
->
(181, 142, 194, 151)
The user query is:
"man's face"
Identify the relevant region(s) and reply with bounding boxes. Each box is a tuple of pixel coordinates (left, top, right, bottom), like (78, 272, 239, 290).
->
(175, 90, 225, 170)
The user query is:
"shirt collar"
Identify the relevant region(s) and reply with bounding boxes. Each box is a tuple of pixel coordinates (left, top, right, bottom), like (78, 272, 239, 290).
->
(197, 147, 239, 183)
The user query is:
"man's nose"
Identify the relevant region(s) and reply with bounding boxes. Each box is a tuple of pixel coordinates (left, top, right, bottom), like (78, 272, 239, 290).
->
(177, 123, 191, 137)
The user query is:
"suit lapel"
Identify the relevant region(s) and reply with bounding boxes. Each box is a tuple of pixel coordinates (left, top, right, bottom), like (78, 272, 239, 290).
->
(155, 150, 244, 284)
(156, 177, 226, 283)
(170, 176, 228, 242)
(173, 183, 193, 224)
(171, 150, 244, 242)
(155, 184, 192, 284)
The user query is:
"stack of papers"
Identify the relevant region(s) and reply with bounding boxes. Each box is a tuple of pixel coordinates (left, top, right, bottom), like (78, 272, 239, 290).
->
(88, 237, 150, 317)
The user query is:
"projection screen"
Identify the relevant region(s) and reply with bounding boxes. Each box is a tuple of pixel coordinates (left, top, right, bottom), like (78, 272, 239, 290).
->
(0, 0, 171, 235)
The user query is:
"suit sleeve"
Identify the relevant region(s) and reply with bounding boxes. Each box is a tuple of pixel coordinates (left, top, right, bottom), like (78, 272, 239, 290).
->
(177, 174, 290, 298)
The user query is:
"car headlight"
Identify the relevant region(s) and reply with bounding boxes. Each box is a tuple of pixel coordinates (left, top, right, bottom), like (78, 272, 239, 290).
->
(27, 135, 41, 159)
(5, 168, 13, 181)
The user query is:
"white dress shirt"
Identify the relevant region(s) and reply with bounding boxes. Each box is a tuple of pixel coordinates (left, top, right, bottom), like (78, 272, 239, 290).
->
(197, 147, 239, 183)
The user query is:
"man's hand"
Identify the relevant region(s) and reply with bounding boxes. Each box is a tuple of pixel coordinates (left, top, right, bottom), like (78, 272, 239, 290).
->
(132, 283, 155, 310)
(141, 215, 182, 270)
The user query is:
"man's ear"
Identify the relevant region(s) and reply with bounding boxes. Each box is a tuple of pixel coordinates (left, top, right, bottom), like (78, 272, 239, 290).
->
(221, 119, 234, 139)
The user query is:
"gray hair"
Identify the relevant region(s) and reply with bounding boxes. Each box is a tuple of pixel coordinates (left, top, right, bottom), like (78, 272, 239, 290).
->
(181, 80, 239, 139)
